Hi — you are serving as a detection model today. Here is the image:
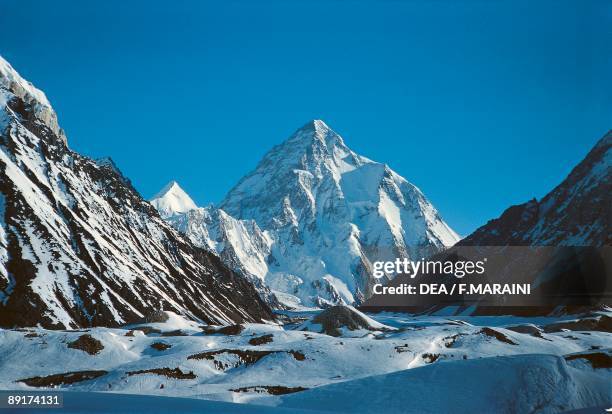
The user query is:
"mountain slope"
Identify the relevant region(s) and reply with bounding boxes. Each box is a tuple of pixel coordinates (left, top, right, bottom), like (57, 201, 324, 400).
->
(217, 120, 459, 307)
(460, 131, 611, 247)
(0, 56, 274, 328)
(364, 132, 611, 314)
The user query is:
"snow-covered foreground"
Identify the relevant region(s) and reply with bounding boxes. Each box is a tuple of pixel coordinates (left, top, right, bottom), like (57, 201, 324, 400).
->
(0, 310, 610, 413)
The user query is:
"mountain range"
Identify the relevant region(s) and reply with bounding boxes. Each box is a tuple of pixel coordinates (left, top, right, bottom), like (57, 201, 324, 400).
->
(151, 122, 610, 313)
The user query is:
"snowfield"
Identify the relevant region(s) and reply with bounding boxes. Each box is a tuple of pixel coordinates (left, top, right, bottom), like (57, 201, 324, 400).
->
(277, 353, 611, 414)
(0, 310, 609, 413)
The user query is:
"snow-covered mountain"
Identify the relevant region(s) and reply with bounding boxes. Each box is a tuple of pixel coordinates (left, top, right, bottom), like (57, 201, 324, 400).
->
(150, 181, 197, 218)
(0, 56, 274, 328)
(460, 131, 611, 247)
(213, 120, 459, 307)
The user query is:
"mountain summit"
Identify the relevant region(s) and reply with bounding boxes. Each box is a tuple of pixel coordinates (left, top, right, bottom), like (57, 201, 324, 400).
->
(150, 181, 197, 218)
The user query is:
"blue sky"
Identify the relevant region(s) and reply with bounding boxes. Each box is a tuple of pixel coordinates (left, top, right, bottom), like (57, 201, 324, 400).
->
(1, 0, 610, 235)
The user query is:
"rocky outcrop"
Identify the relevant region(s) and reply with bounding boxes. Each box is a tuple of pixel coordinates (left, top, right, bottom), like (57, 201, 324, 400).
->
(302, 305, 395, 337)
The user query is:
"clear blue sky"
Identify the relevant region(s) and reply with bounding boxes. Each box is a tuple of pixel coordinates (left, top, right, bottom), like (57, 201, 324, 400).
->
(1, 0, 610, 236)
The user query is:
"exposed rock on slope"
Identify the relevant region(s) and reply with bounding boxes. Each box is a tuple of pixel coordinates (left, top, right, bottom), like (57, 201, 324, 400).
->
(0, 56, 274, 328)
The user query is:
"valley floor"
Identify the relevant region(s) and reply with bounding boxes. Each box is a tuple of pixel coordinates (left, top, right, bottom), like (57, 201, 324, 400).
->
(0, 310, 610, 413)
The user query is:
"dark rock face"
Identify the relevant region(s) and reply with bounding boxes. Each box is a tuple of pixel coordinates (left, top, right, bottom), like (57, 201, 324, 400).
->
(215, 324, 245, 335)
(150, 342, 172, 351)
(67, 334, 104, 355)
(478, 328, 518, 345)
(0, 57, 274, 329)
(187, 348, 304, 371)
(457, 133, 612, 313)
(461, 132, 611, 247)
(230, 385, 308, 395)
(18, 370, 107, 387)
(249, 334, 274, 345)
(201, 324, 245, 335)
(126, 368, 196, 380)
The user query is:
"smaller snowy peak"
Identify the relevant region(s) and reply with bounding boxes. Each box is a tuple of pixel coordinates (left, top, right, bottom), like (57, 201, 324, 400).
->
(150, 181, 198, 218)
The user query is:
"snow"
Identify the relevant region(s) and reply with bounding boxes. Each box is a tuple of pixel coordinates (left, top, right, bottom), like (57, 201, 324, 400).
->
(0, 193, 9, 300)
(126, 311, 203, 333)
(276, 353, 612, 414)
(1, 55, 609, 413)
(321, 275, 354, 304)
(0, 55, 66, 143)
(150, 193, 277, 307)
